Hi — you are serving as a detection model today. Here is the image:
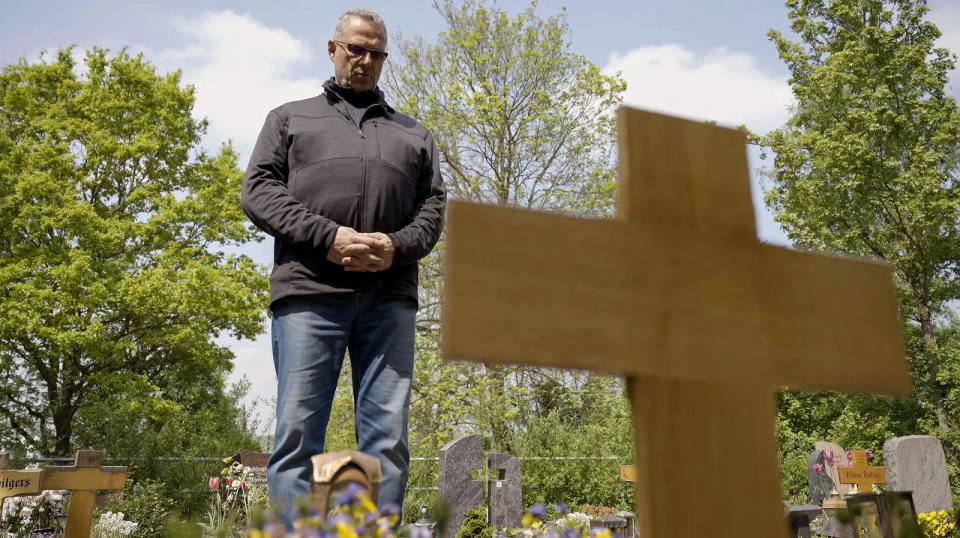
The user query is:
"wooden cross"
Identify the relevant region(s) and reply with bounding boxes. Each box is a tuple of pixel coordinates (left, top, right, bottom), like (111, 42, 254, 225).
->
(0, 452, 43, 505)
(839, 450, 886, 494)
(0, 450, 127, 538)
(441, 106, 911, 538)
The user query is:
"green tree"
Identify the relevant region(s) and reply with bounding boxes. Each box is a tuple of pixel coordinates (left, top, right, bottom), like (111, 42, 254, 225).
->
(383, 0, 626, 456)
(0, 48, 269, 456)
(761, 0, 960, 497)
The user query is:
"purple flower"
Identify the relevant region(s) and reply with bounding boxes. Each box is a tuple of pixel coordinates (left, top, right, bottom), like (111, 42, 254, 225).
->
(813, 463, 823, 474)
(334, 482, 367, 506)
(328, 514, 351, 526)
(380, 504, 400, 517)
(562, 529, 578, 538)
(364, 512, 379, 525)
(846, 451, 853, 464)
(865, 449, 873, 460)
(529, 503, 546, 519)
(552, 503, 569, 516)
(824, 451, 835, 467)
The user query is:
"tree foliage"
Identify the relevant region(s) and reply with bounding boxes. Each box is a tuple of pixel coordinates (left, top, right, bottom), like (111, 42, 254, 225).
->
(377, 0, 631, 514)
(0, 48, 269, 456)
(761, 0, 960, 500)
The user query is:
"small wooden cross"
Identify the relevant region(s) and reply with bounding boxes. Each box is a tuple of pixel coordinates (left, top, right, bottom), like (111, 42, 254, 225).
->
(839, 450, 886, 494)
(1, 450, 127, 538)
(441, 107, 911, 538)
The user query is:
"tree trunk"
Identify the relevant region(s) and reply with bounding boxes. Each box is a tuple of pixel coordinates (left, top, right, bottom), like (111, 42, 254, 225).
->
(52, 404, 75, 457)
(916, 295, 950, 437)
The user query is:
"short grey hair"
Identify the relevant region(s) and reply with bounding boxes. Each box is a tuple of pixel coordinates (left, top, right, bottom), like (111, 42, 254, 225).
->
(334, 9, 387, 44)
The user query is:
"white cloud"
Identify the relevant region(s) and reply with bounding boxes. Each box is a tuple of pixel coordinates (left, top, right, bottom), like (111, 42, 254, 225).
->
(153, 10, 325, 160)
(603, 44, 793, 246)
(147, 11, 329, 412)
(604, 44, 793, 135)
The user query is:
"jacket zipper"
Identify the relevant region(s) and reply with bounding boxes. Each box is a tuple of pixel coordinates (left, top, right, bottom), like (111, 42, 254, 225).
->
(358, 125, 366, 232)
(331, 99, 383, 232)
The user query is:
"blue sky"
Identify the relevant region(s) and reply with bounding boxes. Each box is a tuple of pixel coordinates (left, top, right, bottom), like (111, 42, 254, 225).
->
(3, 0, 959, 425)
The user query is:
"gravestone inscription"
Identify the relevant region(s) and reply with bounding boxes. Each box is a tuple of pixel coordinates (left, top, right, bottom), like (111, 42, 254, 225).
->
(884, 435, 953, 514)
(838, 450, 885, 494)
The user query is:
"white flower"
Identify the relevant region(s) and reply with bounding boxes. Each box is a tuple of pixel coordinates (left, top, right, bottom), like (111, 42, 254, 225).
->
(94, 511, 139, 537)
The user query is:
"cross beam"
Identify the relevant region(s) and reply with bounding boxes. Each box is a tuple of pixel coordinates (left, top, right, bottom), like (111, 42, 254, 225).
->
(441, 107, 911, 538)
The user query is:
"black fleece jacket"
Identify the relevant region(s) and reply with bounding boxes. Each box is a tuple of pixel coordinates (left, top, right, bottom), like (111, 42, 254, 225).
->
(240, 80, 446, 307)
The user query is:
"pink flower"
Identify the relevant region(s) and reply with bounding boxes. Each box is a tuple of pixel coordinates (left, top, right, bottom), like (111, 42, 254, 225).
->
(824, 451, 835, 467)
(814, 463, 823, 474)
(846, 451, 853, 464)
(865, 449, 873, 460)
(208, 477, 220, 491)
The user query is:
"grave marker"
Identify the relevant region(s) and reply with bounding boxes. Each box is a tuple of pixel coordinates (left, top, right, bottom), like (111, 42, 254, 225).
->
(1, 450, 127, 538)
(438, 435, 483, 538)
(884, 435, 953, 513)
(441, 106, 911, 538)
(814, 441, 852, 496)
(487, 453, 521, 529)
(0, 453, 43, 506)
(838, 450, 885, 494)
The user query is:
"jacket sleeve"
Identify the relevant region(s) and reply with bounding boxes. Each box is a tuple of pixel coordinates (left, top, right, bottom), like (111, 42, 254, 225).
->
(387, 131, 447, 266)
(240, 109, 340, 253)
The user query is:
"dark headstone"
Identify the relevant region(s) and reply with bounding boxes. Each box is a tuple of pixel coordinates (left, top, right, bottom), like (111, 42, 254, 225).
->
(807, 450, 834, 506)
(487, 453, 521, 529)
(438, 435, 483, 538)
(234, 449, 269, 488)
(785, 504, 822, 538)
(884, 435, 953, 514)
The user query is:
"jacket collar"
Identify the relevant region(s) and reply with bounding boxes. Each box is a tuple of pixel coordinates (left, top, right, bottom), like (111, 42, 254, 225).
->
(323, 78, 395, 114)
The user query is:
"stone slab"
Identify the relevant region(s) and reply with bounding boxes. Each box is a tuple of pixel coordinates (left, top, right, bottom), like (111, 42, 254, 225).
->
(884, 435, 953, 514)
(438, 435, 483, 538)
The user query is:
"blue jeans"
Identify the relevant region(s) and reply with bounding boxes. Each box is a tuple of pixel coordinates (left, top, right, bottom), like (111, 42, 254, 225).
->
(267, 292, 416, 520)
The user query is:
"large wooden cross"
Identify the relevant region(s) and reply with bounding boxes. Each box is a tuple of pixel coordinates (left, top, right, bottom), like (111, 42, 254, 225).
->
(441, 107, 911, 538)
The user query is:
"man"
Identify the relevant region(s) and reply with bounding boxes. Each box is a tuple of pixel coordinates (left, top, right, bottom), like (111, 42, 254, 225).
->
(240, 8, 445, 518)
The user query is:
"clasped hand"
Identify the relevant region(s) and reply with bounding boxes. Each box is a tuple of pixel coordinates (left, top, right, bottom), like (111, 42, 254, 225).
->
(326, 226, 395, 272)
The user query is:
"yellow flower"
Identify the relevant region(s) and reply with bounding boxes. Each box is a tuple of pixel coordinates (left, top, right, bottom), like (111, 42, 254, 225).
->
(359, 494, 378, 514)
(336, 521, 359, 538)
(223, 456, 233, 464)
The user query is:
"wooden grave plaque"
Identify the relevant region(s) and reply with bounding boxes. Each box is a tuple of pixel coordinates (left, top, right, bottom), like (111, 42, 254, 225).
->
(0, 452, 42, 503)
(0, 450, 127, 538)
(838, 450, 886, 494)
(441, 106, 911, 538)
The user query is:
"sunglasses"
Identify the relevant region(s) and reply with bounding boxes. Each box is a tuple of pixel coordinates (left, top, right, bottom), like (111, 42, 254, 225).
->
(334, 40, 389, 61)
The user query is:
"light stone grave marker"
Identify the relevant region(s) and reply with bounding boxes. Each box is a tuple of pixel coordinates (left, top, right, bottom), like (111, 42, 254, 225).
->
(441, 106, 911, 538)
(884, 435, 953, 514)
(814, 441, 852, 496)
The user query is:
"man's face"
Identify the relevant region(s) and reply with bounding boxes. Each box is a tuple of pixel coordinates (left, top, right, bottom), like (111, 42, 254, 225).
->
(328, 17, 387, 92)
